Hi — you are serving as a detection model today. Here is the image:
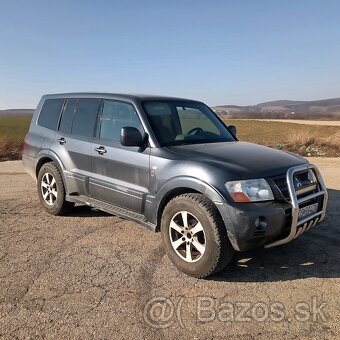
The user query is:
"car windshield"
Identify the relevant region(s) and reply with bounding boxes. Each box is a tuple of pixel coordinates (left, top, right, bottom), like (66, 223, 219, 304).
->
(142, 100, 236, 146)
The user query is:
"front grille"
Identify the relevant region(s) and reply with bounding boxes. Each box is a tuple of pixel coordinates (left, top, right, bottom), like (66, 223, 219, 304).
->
(270, 169, 318, 201)
(295, 171, 309, 182)
(265, 163, 328, 248)
(271, 175, 290, 200)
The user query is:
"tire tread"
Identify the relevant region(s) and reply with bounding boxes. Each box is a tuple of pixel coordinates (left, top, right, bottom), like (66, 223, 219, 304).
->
(162, 193, 233, 278)
(37, 162, 74, 215)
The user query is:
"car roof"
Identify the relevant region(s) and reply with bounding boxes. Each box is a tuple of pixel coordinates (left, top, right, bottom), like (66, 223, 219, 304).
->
(42, 92, 199, 103)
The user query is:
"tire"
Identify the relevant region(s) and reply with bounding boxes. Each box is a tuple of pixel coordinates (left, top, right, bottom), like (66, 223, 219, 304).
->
(161, 193, 234, 278)
(37, 162, 75, 215)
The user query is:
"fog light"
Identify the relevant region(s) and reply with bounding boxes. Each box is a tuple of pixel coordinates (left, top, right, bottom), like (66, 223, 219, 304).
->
(255, 216, 267, 230)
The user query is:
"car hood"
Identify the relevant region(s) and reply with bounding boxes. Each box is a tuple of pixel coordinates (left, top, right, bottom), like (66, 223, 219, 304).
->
(166, 141, 307, 179)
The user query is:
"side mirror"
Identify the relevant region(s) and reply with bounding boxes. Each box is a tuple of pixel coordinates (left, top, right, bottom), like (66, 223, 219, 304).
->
(228, 125, 237, 137)
(120, 127, 143, 147)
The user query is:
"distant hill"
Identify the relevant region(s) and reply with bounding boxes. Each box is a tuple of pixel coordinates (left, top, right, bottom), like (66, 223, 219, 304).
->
(213, 98, 340, 119)
(0, 109, 34, 116)
(2, 97, 340, 120)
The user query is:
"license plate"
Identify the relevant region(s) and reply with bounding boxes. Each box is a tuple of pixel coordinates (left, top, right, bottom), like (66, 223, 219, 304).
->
(298, 203, 319, 220)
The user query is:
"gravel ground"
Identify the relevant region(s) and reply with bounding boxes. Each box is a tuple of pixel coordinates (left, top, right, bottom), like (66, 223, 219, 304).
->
(0, 158, 339, 339)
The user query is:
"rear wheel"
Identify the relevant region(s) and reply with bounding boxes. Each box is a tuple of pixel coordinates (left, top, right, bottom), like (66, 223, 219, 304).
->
(161, 193, 234, 278)
(37, 162, 74, 215)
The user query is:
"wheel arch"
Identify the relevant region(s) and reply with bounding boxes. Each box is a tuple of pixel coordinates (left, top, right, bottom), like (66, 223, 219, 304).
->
(35, 151, 68, 190)
(153, 176, 227, 231)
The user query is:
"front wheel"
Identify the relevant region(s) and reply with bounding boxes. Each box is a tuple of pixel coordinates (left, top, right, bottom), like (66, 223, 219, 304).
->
(37, 162, 74, 215)
(161, 193, 234, 278)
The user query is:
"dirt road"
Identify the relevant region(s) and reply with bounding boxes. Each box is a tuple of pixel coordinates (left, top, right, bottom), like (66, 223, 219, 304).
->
(250, 119, 340, 127)
(0, 159, 339, 339)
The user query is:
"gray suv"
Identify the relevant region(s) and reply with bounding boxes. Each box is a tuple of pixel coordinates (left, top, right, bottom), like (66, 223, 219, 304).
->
(23, 93, 328, 278)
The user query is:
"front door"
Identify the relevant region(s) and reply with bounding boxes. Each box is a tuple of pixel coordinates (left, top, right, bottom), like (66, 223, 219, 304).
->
(89, 100, 150, 213)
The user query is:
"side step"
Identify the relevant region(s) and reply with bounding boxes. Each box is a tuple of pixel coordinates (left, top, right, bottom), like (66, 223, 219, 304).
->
(66, 195, 157, 232)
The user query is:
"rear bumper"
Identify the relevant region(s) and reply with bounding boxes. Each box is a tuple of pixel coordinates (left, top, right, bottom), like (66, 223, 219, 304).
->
(22, 154, 36, 179)
(217, 164, 328, 251)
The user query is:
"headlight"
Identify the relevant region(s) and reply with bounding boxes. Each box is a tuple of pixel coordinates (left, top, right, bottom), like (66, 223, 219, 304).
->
(225, 178, 274, 202)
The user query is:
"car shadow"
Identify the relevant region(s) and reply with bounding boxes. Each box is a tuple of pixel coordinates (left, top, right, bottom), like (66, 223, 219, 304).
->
(66, 205, 111, 218)
(212, 188, 340, 282)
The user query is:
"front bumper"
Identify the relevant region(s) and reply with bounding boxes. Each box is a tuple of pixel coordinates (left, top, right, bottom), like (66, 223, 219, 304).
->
(264, 163, 328, 247)
(217, 164, 328, 251)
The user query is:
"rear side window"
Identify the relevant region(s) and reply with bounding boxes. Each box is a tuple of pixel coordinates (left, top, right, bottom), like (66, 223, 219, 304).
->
(71, 99, 101, 138)
(37, 98, 64, 130)
(59, 99, 77, 134)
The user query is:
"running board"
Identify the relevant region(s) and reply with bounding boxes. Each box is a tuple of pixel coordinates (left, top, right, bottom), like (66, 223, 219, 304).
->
(66, 195, 157, 232)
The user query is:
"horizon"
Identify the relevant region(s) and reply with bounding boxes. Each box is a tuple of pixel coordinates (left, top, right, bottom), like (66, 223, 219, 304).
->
(1, 0, 340, 109)
(1, 95, 340, 111)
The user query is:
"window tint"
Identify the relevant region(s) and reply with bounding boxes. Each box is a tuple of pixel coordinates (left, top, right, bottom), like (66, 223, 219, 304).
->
(143, 100, 235, 146)
(177, 106, 220, 135)
(142, 102, 179, 145)
(99, 100, 143, 142)
(38, 98, 64, 130)
(71, 99, 101, 138)
(59, 99, 77, 134)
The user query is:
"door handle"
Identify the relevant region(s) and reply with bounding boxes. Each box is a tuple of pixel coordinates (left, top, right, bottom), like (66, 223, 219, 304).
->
(94, 146, 107, 155)
(58, 138, 66, 145)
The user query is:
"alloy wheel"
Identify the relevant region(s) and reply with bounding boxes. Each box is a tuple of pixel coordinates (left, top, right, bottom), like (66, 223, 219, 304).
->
(169, 211, 206, 263)
(41, 172, 58, 206)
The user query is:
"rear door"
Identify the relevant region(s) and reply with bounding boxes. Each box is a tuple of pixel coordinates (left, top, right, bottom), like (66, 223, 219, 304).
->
(54, 98, 101, 195)
(89, 99, 150, 213)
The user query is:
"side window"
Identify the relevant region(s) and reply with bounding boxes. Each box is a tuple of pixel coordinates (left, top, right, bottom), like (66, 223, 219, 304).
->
(99, 100, 143, 142)
(71, 99, 101, 138)
(59, 99, 77, 134)
(37, 98, 64, 130)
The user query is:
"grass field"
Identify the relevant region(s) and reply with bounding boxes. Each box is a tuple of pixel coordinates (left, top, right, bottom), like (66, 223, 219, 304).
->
(0, 115, 340, 161)
(225, 119, 340, 157)
(0, 115, 31, 161)
(0, 115, 32, 138)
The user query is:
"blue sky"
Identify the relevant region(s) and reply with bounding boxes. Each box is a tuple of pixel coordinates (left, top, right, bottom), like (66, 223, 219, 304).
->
(1, 0, 340, 108)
